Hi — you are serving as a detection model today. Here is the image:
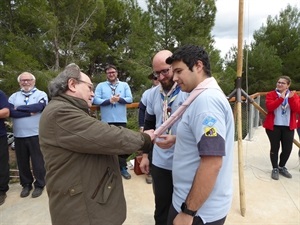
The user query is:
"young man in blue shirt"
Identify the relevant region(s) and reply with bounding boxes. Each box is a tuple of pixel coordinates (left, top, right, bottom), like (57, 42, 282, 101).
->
(93, 65, 133, 179)
(164, 45, 234, 225)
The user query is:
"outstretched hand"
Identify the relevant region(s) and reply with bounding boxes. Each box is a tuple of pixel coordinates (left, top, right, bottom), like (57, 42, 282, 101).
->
(155, 134, 176, 149)
(143, 129, 155, 141)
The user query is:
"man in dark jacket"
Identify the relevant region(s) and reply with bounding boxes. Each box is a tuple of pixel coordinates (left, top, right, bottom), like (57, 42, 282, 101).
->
(39, 63, 154, 225)
(0, 90, 10, 205)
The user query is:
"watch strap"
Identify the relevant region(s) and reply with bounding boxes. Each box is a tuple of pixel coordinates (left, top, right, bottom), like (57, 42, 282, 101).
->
(181, 202, 197, 217)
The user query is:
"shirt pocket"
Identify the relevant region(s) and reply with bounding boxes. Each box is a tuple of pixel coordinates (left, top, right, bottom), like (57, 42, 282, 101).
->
(91, 167, 116, 204)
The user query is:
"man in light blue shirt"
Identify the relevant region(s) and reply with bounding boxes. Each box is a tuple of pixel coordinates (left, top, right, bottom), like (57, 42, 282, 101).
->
(9, 72, 48, 199)
(164, 45, 234, 225)
(93, 64, 133, 179)
(140, 50, 188, 225)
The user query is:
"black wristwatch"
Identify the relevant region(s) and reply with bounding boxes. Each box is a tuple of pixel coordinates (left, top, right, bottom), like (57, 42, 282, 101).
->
(181, 202, 197, 217)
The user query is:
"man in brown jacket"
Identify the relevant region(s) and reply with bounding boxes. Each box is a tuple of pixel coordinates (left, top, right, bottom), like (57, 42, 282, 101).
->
(39, 63, 154, 225)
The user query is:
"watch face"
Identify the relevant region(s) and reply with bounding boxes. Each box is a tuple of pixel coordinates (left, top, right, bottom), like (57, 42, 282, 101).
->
(181, 203, 196, 216)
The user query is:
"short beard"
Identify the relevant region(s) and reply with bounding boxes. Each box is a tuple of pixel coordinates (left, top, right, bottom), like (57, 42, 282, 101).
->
(160, 79, 175, 91)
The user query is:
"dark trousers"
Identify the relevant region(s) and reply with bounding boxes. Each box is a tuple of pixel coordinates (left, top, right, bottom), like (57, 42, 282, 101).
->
(15, 136, 45, 188)
(0, 135, 9, 193)
(266, 126, 294, 168)
(167, 204, 226, 225)
(108, 123, 129, 169)
(151, 164, 173, 225)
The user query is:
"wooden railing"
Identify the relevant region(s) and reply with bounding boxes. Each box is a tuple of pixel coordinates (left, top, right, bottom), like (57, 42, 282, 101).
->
(90, 102, 139, 112)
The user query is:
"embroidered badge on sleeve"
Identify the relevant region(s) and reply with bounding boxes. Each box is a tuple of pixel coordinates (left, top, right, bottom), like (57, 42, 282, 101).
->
(204, 127, 217, 137)
(202, 116, 217, 127)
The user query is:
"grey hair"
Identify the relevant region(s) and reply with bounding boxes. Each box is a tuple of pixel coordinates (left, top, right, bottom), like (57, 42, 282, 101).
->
(48, 63, 81, 98)
(17, 72, 36, 82)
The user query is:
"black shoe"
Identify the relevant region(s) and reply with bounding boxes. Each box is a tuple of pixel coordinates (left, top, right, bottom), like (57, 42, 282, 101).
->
(279, 166, 292, 178)
(120, 167, 131, 180)
(20, 186, 32, 198)
(32, 187, 44, 198)
(0, 193, 7, 206)
(271, 168, 279, 180)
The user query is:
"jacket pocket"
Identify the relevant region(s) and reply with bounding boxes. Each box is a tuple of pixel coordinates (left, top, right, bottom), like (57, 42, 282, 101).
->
(91, 167, 116, 204)
(68, 183, 83, 196)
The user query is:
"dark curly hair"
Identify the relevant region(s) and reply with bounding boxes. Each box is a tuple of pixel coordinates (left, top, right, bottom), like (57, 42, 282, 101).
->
(166, 44, 211, 77)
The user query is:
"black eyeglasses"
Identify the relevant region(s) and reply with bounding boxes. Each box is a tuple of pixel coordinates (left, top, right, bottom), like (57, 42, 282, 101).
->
(153, 67, 171, 78)
(77, 79, 94, 92)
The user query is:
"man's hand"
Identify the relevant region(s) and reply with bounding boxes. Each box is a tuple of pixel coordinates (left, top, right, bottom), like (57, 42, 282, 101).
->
(144, 129, 155, 141)
(139, 154, 150, 174)
(110, 94, 120, 103)
(155, 134, 176, 149)
(173, 212, 193, 225)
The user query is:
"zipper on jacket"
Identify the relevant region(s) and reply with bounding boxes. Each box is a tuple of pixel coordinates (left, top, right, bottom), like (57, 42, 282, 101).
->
(91, 167, 111, 199)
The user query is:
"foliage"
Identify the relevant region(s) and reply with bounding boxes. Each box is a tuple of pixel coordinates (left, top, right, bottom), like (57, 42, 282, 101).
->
(224, 4, 300, 94)
(0, 1, 299, 101)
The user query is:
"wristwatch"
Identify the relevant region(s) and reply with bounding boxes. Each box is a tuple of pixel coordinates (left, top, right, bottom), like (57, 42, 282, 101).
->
(181, 202, 197, 217)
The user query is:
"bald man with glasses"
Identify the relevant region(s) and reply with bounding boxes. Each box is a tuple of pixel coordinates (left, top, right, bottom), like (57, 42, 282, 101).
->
(139, 50, 188, 225)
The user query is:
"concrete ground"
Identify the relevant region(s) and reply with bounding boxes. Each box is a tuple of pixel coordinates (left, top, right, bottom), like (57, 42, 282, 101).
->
(0, 126, 299, 225)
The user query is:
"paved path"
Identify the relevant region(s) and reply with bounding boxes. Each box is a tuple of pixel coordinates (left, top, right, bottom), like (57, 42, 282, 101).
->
(0, 126, 299, 225)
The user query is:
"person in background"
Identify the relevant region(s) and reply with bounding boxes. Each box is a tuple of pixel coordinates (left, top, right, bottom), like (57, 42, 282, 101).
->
(263, 76, 299, 180)
(0, 90, 10, 205)
(140, 50, 188, 225)
(9, 72, 48, 198)
(138, 73, 160, 184)
(39, 63, 154, 225)
(163, 44, 235, 225)
(93, 64, 133, 180)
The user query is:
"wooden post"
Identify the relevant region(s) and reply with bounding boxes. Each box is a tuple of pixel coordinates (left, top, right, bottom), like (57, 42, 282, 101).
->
(236, 0, 246, 216)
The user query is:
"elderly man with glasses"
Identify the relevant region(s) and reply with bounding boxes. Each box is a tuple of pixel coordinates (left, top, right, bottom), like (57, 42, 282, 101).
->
(9, 72, 48, 198)
(39, 63, 154, 225)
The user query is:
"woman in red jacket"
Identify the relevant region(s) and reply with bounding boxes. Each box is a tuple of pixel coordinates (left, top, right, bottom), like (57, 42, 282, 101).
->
(263, 76, 299, 180)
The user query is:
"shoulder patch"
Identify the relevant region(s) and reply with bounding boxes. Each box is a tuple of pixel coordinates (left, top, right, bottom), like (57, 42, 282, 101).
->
(204, 127, 217, 137)
(202, 116, 217, 127)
